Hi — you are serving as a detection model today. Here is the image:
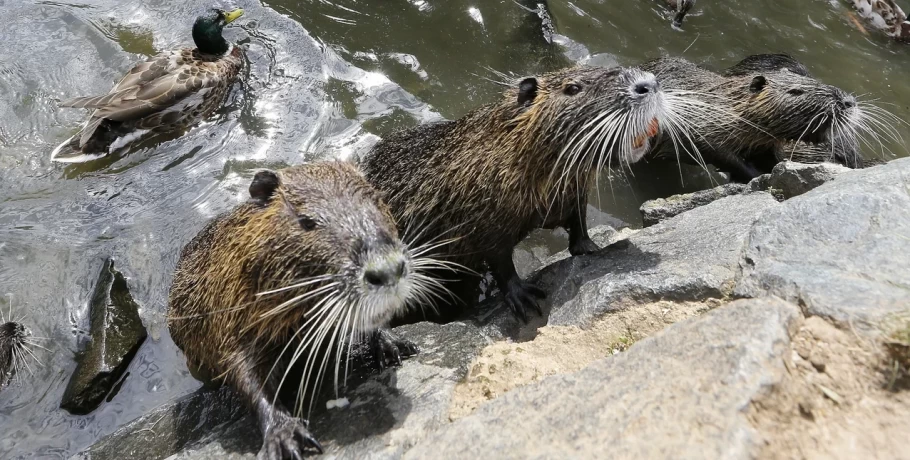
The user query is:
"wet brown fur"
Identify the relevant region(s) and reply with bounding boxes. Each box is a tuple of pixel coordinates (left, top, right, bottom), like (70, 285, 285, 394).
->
(641, 54, 860, 182)
(169, 162, 397, 381)
(168, 161, 404, 456)
(362, 66, 661, 320)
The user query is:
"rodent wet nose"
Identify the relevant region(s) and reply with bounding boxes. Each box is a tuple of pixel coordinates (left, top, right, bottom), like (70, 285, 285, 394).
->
(633, 81, 657, 95)
(364, 269, 390, 287)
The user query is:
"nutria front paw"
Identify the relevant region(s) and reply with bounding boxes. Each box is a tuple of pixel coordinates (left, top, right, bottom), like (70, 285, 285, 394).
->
(504, 281, 546, 323)
(569, 237, 599, 256)
(259, 416, 323, 460)
(371, 329, 419, 371)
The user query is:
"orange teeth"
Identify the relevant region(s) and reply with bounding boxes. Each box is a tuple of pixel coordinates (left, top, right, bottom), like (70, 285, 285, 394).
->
(646, 117, 660, 137)
(632, 118, 660, 149)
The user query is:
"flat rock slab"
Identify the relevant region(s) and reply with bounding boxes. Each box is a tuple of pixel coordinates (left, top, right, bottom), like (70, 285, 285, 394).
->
(736, 157, 910, 333)
(540, 192, 779, 327)
(639, 183, 748, 227)
(404, 298, 800, 459)
(61, 258, 148, 415)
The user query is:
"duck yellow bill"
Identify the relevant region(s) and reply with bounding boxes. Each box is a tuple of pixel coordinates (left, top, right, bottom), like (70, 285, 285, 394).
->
(223, 8, 244, 24)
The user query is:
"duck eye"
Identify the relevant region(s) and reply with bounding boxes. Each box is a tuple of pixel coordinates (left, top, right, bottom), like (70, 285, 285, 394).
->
(788, 88, 805, 96)
(564, 84, 582, 96)
(298, 216, 317, 231)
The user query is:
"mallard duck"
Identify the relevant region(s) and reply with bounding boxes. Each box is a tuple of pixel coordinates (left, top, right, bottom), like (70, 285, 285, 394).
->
(852, 0, 910, 41)
(667, 0, 696, 27)
(51, 8, 245, 163)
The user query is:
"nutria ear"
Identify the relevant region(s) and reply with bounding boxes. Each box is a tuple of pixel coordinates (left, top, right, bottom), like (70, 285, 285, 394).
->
(249, 170, 280, 204)
(749, 76, 767, 94)
(517, 77, 538, 106)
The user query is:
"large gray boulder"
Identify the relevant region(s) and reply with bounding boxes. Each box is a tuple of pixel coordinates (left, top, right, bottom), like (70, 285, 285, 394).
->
(736, 157, 910, 333)
(404, 298, 800, 459)
(540, 192, 778, 327)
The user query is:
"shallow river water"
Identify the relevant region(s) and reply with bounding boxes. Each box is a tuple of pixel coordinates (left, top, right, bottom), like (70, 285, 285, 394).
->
(0, 0, 908, 457)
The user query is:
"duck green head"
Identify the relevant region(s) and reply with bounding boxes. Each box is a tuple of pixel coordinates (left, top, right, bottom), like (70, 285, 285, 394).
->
(192, 7, 244, 55)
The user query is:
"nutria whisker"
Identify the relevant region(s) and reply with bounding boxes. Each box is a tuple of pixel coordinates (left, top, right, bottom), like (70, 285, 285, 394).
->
(661, 108, 714, 182)
(23, 341, 50, 353)
(266, 293, 342, 413)
(258, 282, 342, 319)
(853, 109, 897, 156)
(297, 296, 350, 416)
(255, 274, 338, 297)
(278, 293, 344, 414)
(791, 111, 830, 148)
(19, 344, 43, 367)
(859, 103, 905, 142)
(474, 65, 516, 88)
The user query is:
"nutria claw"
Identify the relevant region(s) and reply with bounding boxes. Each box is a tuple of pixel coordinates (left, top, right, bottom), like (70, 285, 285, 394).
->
(260, 416, 323, 460)
(371, 329, 419, 372)
(503, 281, 546, 324)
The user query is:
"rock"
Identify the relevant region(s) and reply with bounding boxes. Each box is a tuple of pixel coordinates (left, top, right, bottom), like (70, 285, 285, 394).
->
(736, 157, 910, 334)
(748, 173, 772, 193)
(514, 225, 636, 279)
(61, 259, 148, 415)
(768, 161, 850, 199)
(536, 192, 778, 327)
(83, 320, 492, 459)
(81, 386, 249, 460)
(514, 206, 632, 279)
(404, 298, 800, 459)
(639, 182, 748, 227)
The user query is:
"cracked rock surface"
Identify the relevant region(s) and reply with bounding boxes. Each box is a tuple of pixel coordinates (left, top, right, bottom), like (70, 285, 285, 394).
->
(82, 159, 910, 459)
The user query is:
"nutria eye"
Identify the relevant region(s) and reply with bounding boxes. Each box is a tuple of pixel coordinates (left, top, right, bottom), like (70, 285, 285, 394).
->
(298, 216, 317, 231)
(788, 88, 805, 96)
(564, 84, 582, 96)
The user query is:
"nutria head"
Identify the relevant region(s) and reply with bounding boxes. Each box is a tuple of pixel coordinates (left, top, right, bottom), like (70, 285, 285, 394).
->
(246, 163, 424, 333)
(499, 66, 687, 193)
(722, 54, 859, 145)
(0, 321, 34, 385)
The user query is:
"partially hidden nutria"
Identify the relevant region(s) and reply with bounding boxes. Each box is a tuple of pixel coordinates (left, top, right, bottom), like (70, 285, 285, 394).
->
(0, 306, 39, 388)
(641, 53, 873, 182)
(362, 66, 695, 322)
(168, 162, 448, 459)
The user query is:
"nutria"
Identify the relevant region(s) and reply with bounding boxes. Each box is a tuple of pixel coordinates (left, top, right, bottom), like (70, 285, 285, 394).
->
(641, 53, 872, 182)
(168, 161, 447, 459)
(0, 306, 39, 388)
(362, 66, 694, 322)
